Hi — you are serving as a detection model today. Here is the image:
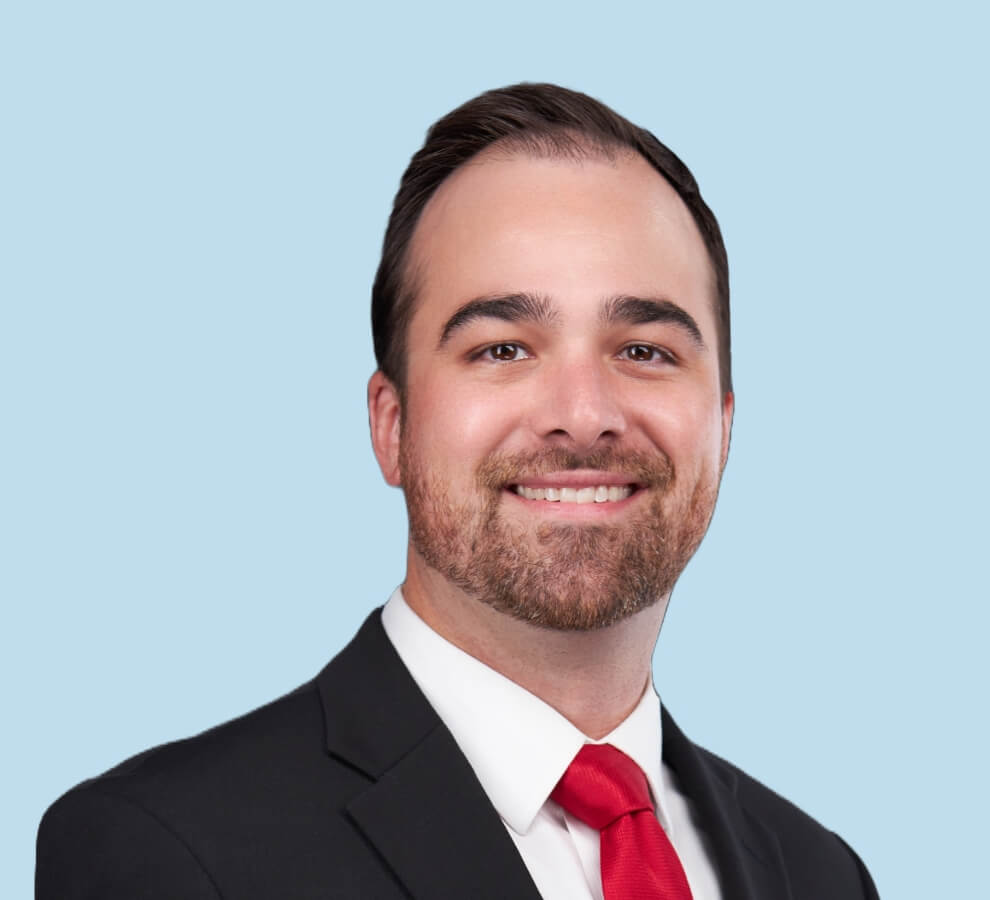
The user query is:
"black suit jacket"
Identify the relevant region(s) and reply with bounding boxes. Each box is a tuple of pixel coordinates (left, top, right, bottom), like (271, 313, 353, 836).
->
(37, 610, 879, 899)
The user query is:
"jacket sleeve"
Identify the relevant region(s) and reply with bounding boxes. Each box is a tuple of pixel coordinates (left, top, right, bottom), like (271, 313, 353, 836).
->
(36, 787, 221, 900)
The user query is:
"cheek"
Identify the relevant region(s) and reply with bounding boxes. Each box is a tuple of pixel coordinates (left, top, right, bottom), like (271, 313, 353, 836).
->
(407, 376, 521, 462)
(637, 388, 725, 467)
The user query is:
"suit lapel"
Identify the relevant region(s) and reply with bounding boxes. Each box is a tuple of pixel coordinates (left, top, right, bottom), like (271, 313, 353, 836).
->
(347, 727, 544, 900)
(662, 708, 793, 900)
(317, 613, 793, 900)
(316, 611, 542, 900)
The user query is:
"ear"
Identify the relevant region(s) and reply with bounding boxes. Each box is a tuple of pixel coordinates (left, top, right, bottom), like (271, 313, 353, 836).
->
(719, 390, 735, 472)
(368, 370, 403, 487)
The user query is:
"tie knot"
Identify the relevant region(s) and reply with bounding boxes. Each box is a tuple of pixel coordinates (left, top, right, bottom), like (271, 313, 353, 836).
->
(551, 743, 654, 830)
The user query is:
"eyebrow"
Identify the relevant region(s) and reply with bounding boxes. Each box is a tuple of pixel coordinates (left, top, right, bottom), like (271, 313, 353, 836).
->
(437, 293, 557, 347)
(436, 291, 707, 350)
(600, 295, 706, 348)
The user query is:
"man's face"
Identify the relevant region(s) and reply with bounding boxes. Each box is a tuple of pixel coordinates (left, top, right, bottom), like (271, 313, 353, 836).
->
(371, 149, 733, 631)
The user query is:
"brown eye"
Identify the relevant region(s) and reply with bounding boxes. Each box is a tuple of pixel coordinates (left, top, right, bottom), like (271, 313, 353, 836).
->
(488, 343, 527, 361)
(624, 344, 657, 362)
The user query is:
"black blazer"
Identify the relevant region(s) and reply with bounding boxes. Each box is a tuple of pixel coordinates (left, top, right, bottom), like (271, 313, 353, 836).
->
(37, 610, 879, 899)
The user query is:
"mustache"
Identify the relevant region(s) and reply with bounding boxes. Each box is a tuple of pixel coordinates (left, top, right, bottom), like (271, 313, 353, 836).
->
(477, 446, 674, 490)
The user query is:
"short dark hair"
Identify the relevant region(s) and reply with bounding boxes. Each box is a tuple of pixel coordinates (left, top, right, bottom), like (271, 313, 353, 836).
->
(371, 82, 731, 396)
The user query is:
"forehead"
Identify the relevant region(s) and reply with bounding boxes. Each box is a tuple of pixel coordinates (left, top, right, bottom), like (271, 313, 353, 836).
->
(406, 149, 715, 339)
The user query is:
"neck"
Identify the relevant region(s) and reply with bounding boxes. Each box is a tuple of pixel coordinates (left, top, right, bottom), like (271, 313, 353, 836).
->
(402, 554, 667, 740)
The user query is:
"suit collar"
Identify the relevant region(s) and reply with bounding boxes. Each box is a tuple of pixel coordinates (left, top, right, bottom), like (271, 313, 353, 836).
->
(316, 609, 437, 778)
(316, 610, 543, 900)
(382, 589, 675, 838)
(662, 707, 793, 900)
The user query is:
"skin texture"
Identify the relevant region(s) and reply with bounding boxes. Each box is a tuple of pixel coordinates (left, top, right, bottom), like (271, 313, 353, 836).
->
(369, 149, 733, 738)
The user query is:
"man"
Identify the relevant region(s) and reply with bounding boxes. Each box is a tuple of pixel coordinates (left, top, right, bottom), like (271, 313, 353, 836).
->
(37, 83, 878, 899)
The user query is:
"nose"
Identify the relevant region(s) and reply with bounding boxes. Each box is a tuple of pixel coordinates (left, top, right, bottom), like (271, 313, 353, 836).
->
(530, 356, 627, 450)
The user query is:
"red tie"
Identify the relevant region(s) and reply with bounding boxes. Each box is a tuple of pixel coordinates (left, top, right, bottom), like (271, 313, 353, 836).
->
(551, 743, 693, 900)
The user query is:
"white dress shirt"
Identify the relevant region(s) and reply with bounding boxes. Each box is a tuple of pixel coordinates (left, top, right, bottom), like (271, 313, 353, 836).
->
(381, 588, 723, 900)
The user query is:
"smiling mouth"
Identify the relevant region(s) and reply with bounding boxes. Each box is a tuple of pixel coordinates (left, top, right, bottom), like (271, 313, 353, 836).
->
(511, 484, 637, 504)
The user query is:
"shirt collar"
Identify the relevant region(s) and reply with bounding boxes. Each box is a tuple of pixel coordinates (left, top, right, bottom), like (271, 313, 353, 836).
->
(380, 588, 675, 837)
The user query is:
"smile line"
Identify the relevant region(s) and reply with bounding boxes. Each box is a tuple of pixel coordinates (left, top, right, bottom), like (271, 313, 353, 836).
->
(512, 484, 635, 504)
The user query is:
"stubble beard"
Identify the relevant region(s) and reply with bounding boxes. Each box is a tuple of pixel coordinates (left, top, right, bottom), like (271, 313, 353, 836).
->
(400, 440, 721, 632)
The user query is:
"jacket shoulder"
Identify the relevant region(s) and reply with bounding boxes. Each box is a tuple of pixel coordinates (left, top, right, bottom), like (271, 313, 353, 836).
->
(60, 679, 329, 799)
(37, 679, 377, 899)
(695, 745, 879, 899)
(37, 785, 222, 900)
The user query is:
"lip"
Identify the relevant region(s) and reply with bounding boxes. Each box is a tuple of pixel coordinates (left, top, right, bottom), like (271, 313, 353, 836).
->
(510, 470, 643, 490)
(503, 480, 644, 519)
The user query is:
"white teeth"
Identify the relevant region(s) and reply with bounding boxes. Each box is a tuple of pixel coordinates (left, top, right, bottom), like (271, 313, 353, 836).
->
(514, 484, 634, 503)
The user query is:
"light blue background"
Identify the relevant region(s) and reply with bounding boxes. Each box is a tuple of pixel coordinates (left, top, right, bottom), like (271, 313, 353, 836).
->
(4, 2, 987, 897)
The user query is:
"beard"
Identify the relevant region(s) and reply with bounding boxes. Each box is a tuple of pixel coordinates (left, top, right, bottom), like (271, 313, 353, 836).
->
(399, 439, 721, 632)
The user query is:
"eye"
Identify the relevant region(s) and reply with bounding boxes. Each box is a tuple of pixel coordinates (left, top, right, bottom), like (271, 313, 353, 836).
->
(620, 344, 674, 364)
(481, 343, 531, 362)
